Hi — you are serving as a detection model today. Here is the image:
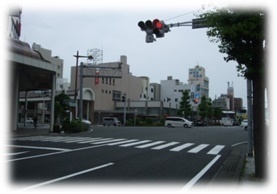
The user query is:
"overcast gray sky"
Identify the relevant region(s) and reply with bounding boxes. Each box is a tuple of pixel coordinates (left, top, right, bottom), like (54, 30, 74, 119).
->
(10, 0, 274, 108)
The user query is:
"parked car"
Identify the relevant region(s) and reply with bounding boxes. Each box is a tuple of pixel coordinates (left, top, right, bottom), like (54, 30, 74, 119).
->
(195, 120, 207, 126)
(164, 117, 193, 128)
(26, 118, 34, 124)
(103, 117, 121, 127)
(82, 119, 91, 125)
(240, 119, 248, 131)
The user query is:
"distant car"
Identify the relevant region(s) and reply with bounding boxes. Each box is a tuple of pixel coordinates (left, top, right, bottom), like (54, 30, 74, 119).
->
(26, 118, 34, 124)
(82, 119, 91, 125)
(165, 117, 193, 128)
(195, 120, 207, 126)
(103, 117, 121, 127)
(75, 118, 92, 125)
(240, 119, 248, 131)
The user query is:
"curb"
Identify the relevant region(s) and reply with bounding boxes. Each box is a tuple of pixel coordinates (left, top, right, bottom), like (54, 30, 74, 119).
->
(210, 143, 247, 184)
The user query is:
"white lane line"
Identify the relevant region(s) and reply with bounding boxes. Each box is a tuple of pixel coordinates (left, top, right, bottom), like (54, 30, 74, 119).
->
(19, 162, 114, 192)
(6, 151, 29, 156)
(106, 139, 139, 146)
(180, 155, 221, 192)
(135, 141, 165, 148)
(207, 145, 225, 155)
(187, 144, 209, 154)
(170, 143, 194, 152)
(151, 142, 179, 150)
(119, 140, 152, 147)
(6, 144, 106, 162)
(8, 145, 71, 152)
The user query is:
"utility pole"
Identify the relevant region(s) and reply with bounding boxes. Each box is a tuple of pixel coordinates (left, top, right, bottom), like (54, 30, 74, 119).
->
(247, 79, 253, 157)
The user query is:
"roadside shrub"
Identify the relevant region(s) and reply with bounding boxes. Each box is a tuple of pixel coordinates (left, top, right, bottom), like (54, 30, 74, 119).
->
(62, 119, 89, 133)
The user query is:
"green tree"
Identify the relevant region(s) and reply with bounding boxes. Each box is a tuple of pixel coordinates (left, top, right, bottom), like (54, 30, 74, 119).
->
(198, 95, 212, 121)
(54, 91, 70, 124)
(178, 90, 191, 118)
(199, 8, 266, 178)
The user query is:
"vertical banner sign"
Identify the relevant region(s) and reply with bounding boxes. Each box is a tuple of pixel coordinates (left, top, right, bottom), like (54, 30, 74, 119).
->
(95, 71, 99, 85)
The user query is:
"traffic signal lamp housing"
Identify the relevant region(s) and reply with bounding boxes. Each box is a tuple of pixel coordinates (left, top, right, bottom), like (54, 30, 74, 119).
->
(138, 19, 170, 43)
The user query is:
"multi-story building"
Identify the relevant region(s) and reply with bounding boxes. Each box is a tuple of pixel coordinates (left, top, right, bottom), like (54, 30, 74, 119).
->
(32, 43, 64, 79)
(70, 55, 151, 122)
(160, 76, 192, 110)
(188, 65, 209, 101)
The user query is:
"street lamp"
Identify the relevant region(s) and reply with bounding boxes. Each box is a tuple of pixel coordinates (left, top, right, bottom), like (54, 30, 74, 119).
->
(73, 51, 93, 119)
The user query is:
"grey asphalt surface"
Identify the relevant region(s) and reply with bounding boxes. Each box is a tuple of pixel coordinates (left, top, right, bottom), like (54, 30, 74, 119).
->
(10, 125, 255, 188)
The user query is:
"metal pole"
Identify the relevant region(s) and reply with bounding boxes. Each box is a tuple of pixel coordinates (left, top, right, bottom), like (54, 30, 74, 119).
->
(79, 62, 84, 120)
(123, 93, 126, 126)
(247, 78, 253, 157)
(74, 51, 79, 119)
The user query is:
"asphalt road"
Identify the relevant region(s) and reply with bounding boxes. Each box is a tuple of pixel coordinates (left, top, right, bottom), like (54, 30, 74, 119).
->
(7, 126, 247, 191)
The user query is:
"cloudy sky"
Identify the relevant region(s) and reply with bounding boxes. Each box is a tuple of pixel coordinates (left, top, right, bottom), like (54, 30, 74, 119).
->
(7, 0, 274, 108)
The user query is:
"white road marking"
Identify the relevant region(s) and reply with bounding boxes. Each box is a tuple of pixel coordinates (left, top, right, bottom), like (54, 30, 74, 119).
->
(180, 155, 221, 192)
(19, 162, 114, 192)
(187, 144, 209, 153)
(106, 139, 139, 146)
(6, 151, 29, 156)
(170, 143, 194, 152)
(9, 145, 71, 152)
(207, 145, 225, 155)
(151, 142, 180, 150)
(135, 141, 165, 148)
(119, 140, 152, 147)
(92, 138, 126, 145)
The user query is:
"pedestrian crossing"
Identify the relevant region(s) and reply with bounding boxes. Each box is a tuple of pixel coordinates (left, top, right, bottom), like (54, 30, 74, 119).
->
(11, 136, 225, 155)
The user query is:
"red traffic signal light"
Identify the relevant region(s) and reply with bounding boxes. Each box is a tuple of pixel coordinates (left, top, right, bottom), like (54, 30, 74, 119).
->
(153, 19, 163, 29)
(138, 19, 170, 42)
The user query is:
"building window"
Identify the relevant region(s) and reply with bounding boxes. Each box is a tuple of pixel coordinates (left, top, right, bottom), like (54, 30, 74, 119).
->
(175, 98, 178, 102)
(113, 79, 115, 86)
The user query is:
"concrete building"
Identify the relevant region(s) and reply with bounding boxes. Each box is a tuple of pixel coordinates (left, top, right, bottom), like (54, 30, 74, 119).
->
(212, 94, 230, 110)
(32, 43, 64, 79)
(70, 55, 151, 123)
(160, 76, 192, 110)
(188, 65, 209, 100)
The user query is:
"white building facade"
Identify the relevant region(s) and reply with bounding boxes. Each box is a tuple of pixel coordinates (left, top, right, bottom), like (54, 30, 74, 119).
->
(160, 76, 192, 110)
(188, 65, 209, 102)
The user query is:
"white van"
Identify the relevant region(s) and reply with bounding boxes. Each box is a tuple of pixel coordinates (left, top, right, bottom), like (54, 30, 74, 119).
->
(103, 117, 121, 127)
(165, 117, 193, 128)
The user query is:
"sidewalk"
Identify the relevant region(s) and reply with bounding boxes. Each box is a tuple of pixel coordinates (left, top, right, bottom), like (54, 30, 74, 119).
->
(11, 126, 51, 137)
(211, 143, 263, 186)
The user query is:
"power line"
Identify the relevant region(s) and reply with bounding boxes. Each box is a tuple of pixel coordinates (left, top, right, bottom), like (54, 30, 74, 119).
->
(164, 10, 199, 21)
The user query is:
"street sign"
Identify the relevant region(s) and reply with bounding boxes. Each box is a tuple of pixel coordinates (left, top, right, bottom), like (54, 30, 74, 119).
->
(192, 18, 209, 29)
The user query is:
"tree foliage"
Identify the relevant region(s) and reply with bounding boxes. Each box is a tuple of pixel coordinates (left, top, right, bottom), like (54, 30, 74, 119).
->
(199, 8, 265, 79)
(199, 7, 267, 179)
(54, 92, 70, 123)
(198, 95, 212, 120)
(178, 90, 191, 118)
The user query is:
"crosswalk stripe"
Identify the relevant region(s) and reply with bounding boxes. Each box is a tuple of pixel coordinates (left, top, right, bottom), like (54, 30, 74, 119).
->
(170, 143, 194, 152)
(119, 140, 152, 147)
(207, 145, 225, 155)
(77, 138, 109, 144)
(151, 142, 180, 150)
(187, 144, 209, 153)
(11, 136, 226, 155)
(135, 141, 165, 148)
(107, 139, 139, 146)
(92, 139, 126, 145)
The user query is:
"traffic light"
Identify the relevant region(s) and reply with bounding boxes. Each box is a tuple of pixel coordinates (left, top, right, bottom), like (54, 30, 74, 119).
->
(122, 95, 126, 102)
(138, 19, 170, 43)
